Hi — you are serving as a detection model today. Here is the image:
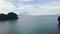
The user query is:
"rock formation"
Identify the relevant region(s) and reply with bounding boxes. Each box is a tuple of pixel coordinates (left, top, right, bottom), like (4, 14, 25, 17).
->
(0, 13, 7, 21)
(58, 16, 60, 24)
(0, 12, 18, 21)
(7, 12, 18, 20)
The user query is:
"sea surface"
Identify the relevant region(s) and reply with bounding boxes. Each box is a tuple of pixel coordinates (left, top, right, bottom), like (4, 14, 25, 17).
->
(0, 15, 60, 34)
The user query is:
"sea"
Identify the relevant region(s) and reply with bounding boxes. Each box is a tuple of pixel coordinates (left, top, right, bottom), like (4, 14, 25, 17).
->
(0, 15, 60, 34)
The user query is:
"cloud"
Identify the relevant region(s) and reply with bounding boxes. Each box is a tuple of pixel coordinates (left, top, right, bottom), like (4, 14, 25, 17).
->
(15, 0, 60, 15)
(17, 4, 59, 15)
(19, 0, 33, 1)
(0, 0, 16, 14)
(0, 0, 59, 15)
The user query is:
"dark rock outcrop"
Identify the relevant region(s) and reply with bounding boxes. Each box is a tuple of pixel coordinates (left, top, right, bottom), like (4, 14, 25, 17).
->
(58, 16, 60, 24)
(0, 13, 7, 21)
(7, 12, 18, 20)
(0, 12, 18, 21)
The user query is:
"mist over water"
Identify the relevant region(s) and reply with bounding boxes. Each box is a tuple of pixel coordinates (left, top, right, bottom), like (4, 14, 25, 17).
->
(0, 16, 60, 34)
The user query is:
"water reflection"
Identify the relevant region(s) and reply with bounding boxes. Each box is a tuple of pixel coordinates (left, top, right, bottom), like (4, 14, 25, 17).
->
(0, 16, 59, 34)
(0, 21, 9, 34)
(8, 20, 18, 34)
(58, 23, 60, 34)
(0, 20, 19, 34)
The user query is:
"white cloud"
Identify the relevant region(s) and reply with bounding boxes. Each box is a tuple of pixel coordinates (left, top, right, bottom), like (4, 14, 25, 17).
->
(0, 0, 59, 15)
(6, 0, 33, 2)
(20, 0, 33, 1)
(17, 4, 59, 15)
(15, 0, 60, 15)
(19, 0, 33, 1)
(0, 0, 16, 14)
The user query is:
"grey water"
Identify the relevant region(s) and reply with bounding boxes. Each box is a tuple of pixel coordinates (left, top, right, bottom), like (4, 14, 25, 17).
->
(0, 15, 60, 34)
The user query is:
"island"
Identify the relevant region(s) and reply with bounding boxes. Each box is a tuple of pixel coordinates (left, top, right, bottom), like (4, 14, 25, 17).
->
(0, 13, 7, 21)
(7, 12, 18, 20)
(58, 16, 60, 24)
(0, 12, 18, 21)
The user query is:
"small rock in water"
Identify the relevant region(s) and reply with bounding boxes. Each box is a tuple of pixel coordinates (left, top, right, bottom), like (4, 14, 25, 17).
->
(58, 16, 60, 24)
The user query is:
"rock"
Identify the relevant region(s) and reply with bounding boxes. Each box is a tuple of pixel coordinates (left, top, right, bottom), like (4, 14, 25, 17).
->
(0, 13, 7, 21)
(7, 12, 18, 20)
(0, 12, 18, 21)
(58, 16, 60, 24)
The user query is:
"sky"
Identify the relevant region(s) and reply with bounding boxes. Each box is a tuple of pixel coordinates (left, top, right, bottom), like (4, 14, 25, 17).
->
(0, 0, 59, 15)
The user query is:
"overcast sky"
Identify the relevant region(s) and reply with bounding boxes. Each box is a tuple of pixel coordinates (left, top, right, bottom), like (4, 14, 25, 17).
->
(0, 0, 59, 15)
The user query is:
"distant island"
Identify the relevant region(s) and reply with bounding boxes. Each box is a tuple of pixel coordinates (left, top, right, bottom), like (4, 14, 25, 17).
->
(0, 12, 18, 21)
(58, 16, 60, 24)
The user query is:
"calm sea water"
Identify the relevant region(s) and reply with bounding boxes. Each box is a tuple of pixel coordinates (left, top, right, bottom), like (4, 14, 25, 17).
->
(0, 16, 59, 34)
